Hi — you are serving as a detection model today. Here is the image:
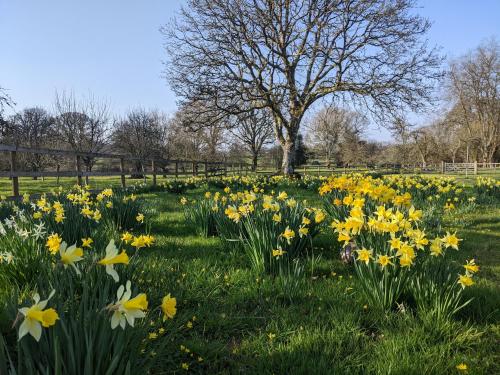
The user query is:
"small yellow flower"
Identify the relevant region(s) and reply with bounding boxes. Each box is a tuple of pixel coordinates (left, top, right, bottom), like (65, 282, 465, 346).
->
(377, 255, 393, 268)
(136, 213, 144, 223)
(33, 212, 42, 219)
(456, 363, 467, 371)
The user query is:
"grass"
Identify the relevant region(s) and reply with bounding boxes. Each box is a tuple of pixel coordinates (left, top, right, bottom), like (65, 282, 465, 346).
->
(125, 187, 500, 374)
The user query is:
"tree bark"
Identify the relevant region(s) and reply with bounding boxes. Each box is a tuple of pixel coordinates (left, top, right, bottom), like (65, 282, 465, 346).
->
(281, 138, 296, 175)
(251, 152, 258, 172)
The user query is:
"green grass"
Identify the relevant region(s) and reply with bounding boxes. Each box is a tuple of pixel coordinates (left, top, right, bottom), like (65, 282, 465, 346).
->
(125, 187, 500, 374)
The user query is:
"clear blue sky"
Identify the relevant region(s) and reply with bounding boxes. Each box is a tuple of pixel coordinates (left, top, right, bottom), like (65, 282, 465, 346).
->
(1, 0, 499, 141)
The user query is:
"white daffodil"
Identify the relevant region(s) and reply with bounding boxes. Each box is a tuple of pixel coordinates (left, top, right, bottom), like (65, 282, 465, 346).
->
(109, 281, 148, 329)
(18, 290, 59, 341)
(98, 239, 129, 282)
(59, 242, 84, 275)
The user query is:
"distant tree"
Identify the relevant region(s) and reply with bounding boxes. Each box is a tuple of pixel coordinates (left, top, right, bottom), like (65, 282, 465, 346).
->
(294, 133, 308, 167)
(54, 91, 110, 177)
(163, 0, 442, 174)
(0, 86, 14, 128)
(2, 108, 56, 177)
(112, 109, 167, 176)
(228, 109, 274, 171)
(447, 39, 500, 163)
(307, 106, 367, 165)
(409, 127, 436, 167)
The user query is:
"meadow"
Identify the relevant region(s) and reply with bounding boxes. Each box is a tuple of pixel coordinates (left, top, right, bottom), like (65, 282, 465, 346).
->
(0, 174, 499, 374)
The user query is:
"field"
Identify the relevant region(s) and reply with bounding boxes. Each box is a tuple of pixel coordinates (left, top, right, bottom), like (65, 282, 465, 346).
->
(0, 174, 499, 374)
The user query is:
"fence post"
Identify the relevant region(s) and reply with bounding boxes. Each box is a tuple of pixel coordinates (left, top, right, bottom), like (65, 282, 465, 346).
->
(75, 155, 82, 186)
(239, 163, 242, 176)
(151, 160, 157, 186)
(192, 162, 197, 176)
(204, 161, 208, 178)
(473, 161, 478, 175)
(10, 151, 19, 197)
(224, 163, 227, 176)
(441, 161, 445, 174)
(175, 161, 179, 178)
(119, 158, 126, 188)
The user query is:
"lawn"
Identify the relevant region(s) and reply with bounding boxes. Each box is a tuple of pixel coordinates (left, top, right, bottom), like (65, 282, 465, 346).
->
(0, 176, 499, 374)
(131, 186, 500, 374)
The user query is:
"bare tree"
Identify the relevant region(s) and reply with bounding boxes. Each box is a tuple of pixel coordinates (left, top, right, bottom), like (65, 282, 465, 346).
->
(1, 108, 56, 177)
(163, 0, 442, 174)
(409, 127, 436, 167)
(0, 86, 14, 127)
(228, 109, 274, 170)
(112, 109, 167, 176)
(448, 39, 500, 163)
(54, 91, 110, 175)
(307, 106, 366, 165)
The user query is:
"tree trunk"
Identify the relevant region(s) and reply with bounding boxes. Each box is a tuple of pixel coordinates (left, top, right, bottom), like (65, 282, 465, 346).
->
(281, 138, 296, 175)
(251, 152, 258, 171)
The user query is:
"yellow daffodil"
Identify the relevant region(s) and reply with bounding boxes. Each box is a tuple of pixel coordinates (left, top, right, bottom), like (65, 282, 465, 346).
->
(441, 232, 461, 250)
(136, 213, 144, 223)
(121, 231, 133, 244)
(46, 233, 62, 255)
(377, 254, 393, 268)
(356, 248, 373, 264)
(463, 259, 479, 274)
(161, 294, 177, 321)
(82, 237, 93, 248)
(281, 227, 295, 244)
(272, 248, 287, 258)
(457, 274, 474, 289)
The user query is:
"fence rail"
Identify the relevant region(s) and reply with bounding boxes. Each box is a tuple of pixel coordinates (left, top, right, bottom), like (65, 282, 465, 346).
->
(0, 144, 251, 197)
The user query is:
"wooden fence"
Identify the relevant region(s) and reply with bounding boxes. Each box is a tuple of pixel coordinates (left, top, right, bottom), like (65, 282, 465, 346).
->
(442, 161, 500, 175)
(0, 144, 250, 197)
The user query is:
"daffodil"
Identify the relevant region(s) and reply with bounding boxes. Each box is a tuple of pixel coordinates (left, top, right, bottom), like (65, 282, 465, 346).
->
(377, 254, 393, 268)
(18, 290, 59, 341)
(272, 248, 287, 258)
(281, 227, 295, 244)
(463, 259, 479, 274)
(457, 274, 474, 289)
(441, 232, 461, 250)
(109, 281, 148, 329)
(82, 237, 93, 248)
(136, 213, 144, 223)
(46, 233, 62, 255)
(355, 248, 373, 264)
(161, 294, 177, 321)
(59, 242, 84, 275)
(98, 240, 129, 282)
(121, 231, 133, 243)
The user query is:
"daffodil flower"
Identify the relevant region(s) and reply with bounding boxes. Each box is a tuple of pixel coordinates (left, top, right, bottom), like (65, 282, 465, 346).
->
(109, 281, 148, 329)
(18, 290, 59, 341)
(59, 242, 84, 275)
(98, 239, 129, 282)
(161, 294, 177, 321)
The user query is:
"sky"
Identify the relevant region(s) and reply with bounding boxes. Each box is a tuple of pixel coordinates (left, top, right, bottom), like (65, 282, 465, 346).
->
(1, 0, 499, 142)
